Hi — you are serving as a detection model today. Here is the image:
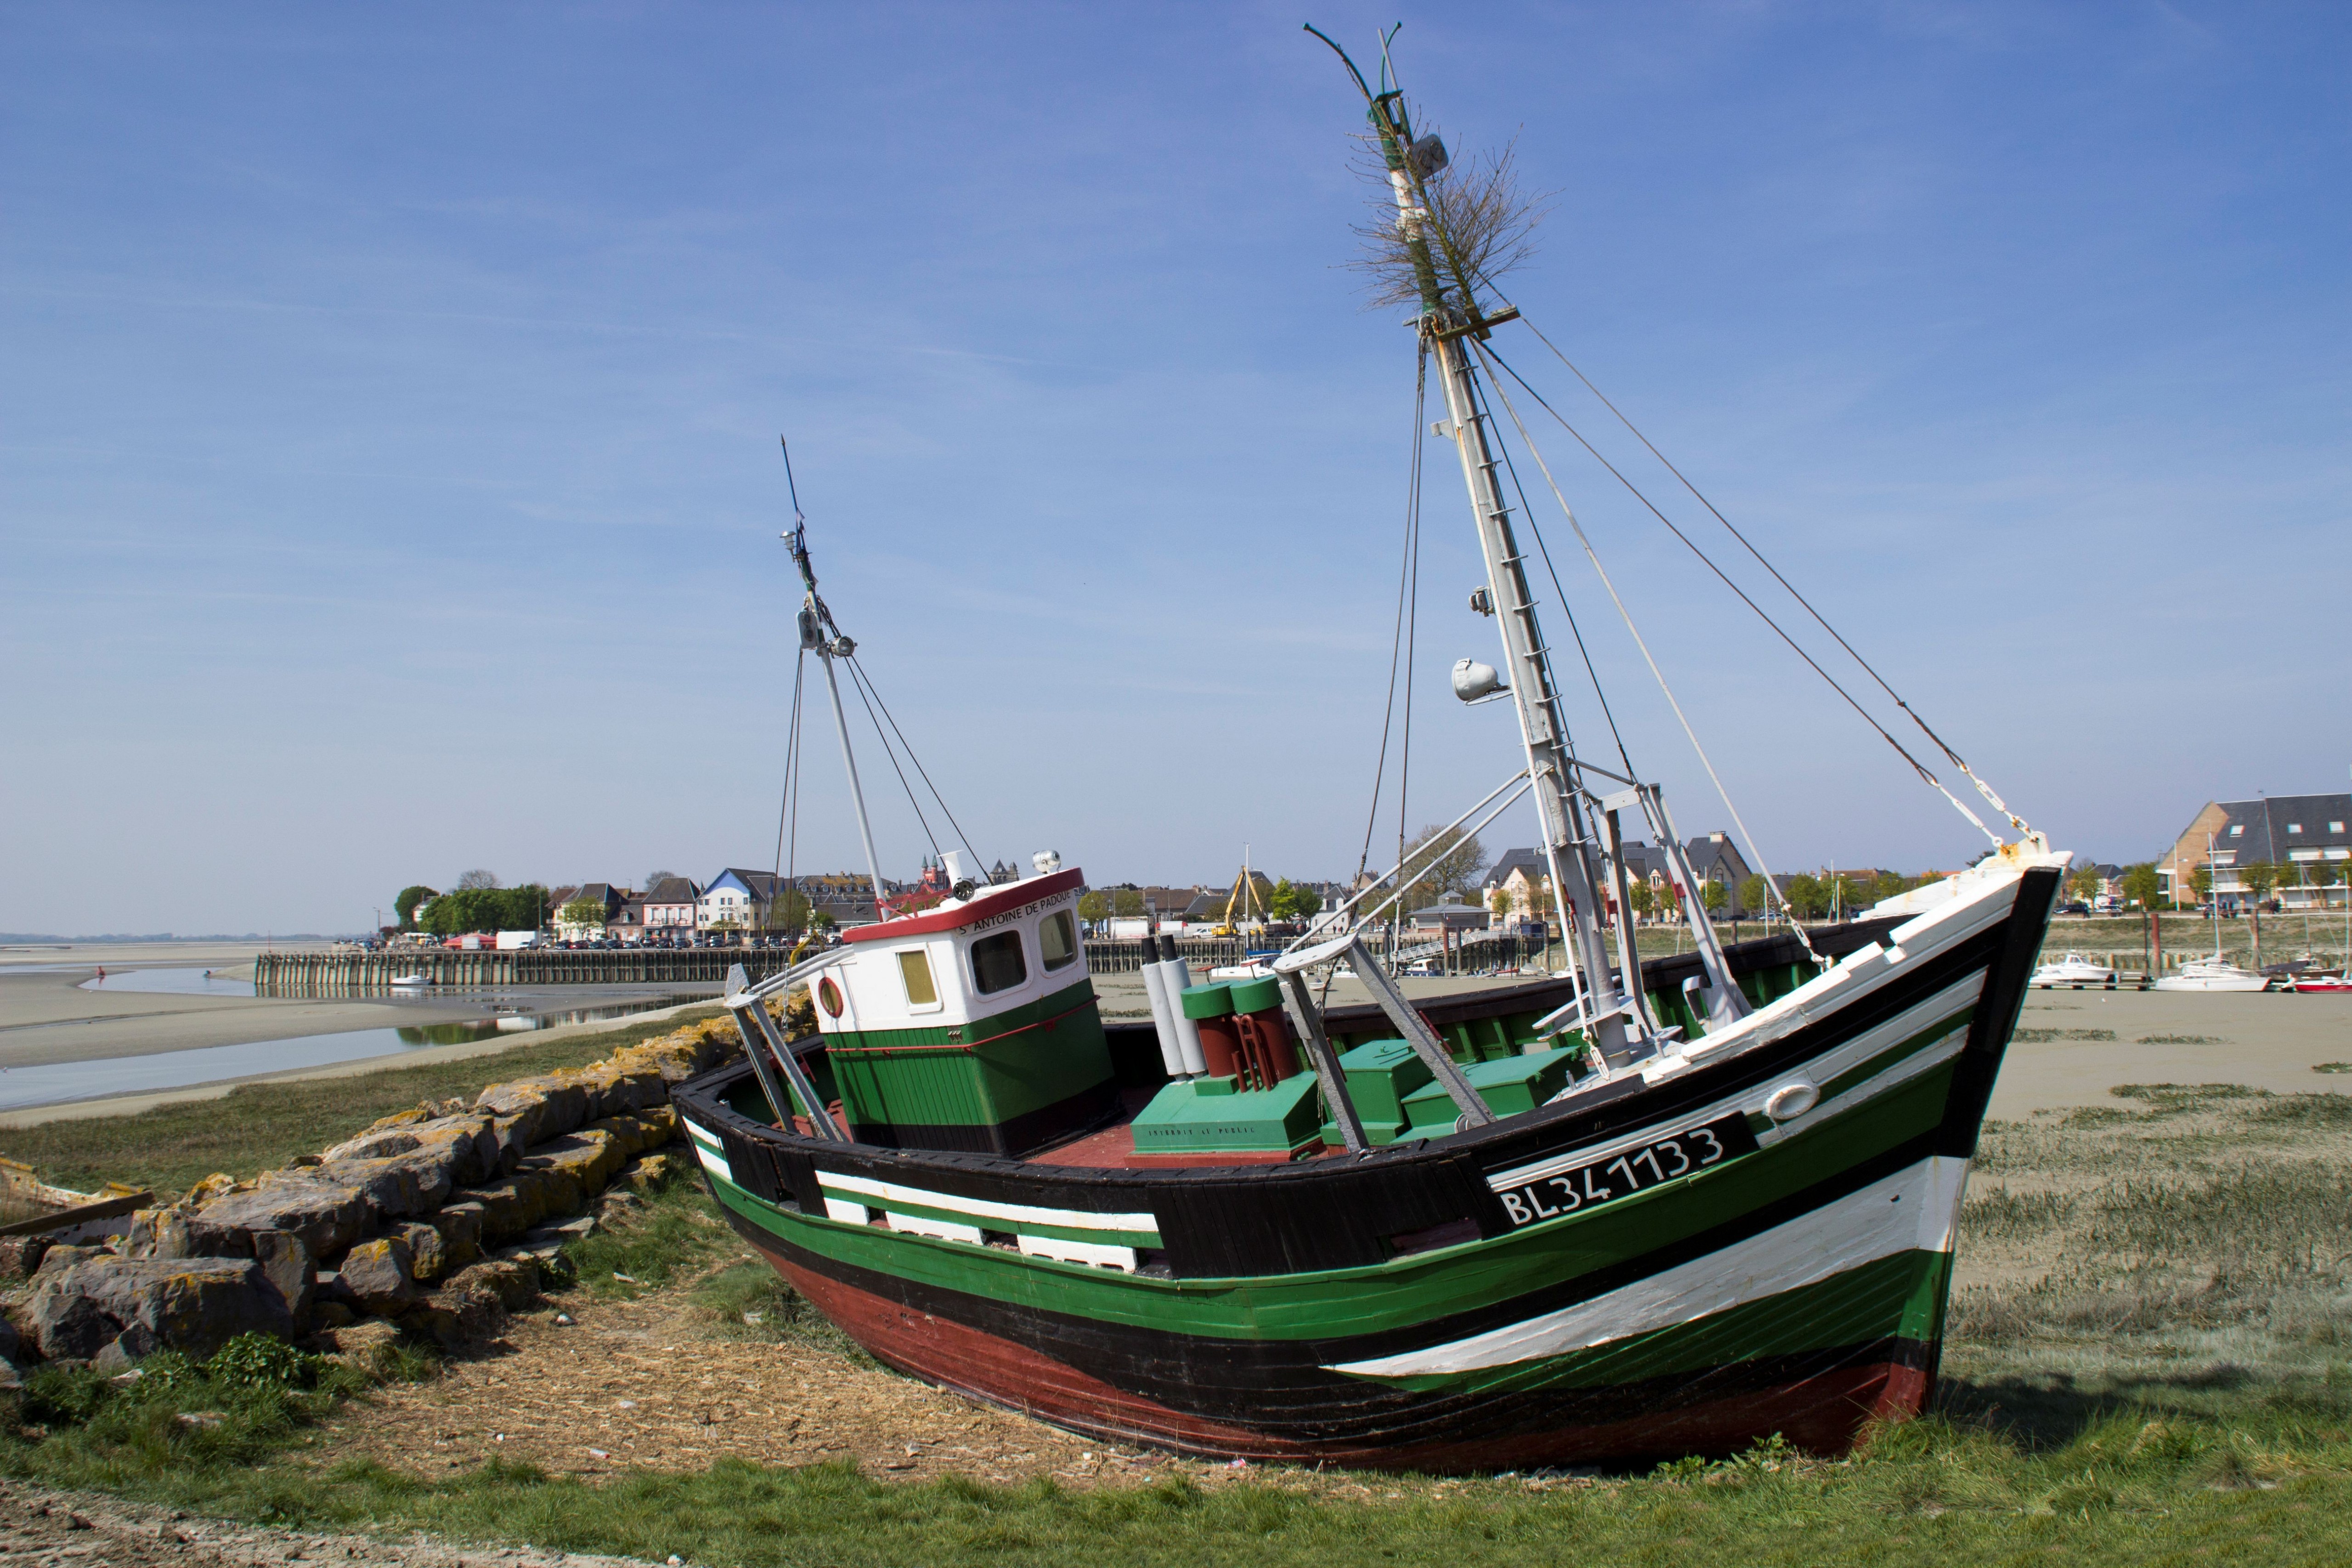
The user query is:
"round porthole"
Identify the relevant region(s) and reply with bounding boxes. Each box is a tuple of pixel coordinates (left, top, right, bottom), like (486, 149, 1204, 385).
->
(817, 976, 844, 1018)
(1764, 1081, 1819, 1121)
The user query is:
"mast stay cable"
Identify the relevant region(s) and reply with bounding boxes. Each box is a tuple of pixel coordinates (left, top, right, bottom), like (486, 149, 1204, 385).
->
(1356, 340, 1430, 900)
(1470, 347, 1821, 955)
(772, 649, 808, 887)
(1477, 341, 2003, 851)
(1504, 308, 2028, 839)
(848, 653, 983, 869)
(842, 656, 943, 866)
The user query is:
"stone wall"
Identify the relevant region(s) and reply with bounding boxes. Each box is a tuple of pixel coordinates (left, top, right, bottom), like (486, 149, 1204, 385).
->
(0, 1015, 744, 1381)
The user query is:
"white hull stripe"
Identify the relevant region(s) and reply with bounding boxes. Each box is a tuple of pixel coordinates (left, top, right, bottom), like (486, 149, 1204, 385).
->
(1334, 1155, 1973, 1379)
(1489, 970, 1984, 1192)
(816, 1172, 1159, 1237)
(690, 1144, 735, 1185)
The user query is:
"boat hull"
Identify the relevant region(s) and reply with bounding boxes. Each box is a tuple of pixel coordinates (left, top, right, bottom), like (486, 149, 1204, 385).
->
(678, 864, 2061, 1469)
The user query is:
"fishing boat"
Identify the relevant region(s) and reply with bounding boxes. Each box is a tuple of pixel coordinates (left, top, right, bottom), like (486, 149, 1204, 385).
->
(673, 30, 2066, 1470)
(2030, 952, 2116, 988)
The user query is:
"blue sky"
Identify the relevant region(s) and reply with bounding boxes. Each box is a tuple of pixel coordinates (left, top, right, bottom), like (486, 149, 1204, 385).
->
(3, 2, 2345, 934)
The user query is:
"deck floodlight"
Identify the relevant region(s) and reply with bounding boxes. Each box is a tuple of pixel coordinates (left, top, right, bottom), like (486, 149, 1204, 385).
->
(1452, 657, 1508, 705)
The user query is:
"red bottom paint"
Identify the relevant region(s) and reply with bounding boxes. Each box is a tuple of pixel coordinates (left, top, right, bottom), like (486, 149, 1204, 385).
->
(756, 1242, 1929, 1472)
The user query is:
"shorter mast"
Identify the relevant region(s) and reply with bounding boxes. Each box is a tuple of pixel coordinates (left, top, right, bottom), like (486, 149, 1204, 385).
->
(781, 443, 888, 921)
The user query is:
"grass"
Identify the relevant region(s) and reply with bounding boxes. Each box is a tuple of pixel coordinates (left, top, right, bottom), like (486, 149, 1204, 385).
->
(0, 1007, 719, 1197)
(8, 1356, 2352, 1565)
(12, 1061, 2352, 1560)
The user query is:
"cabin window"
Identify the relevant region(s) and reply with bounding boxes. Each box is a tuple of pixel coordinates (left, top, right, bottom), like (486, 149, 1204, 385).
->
(1039, 910, 1078, 971)
(896, 950, 940, 1010)
(970, 930, 1028, 995)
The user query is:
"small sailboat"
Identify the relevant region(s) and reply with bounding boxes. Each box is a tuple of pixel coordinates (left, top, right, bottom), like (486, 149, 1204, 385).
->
(2030, 951, 2116, 988)
(2289, 970, 2352, 995)
(675, 30, 2067, 1470)
(2154, 839, 2272, 991)
(388, 974, 430, 990)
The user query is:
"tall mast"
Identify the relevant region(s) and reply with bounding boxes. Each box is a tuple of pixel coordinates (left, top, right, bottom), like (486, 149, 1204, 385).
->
(1321, 33, 1637, 1064)
(781, 445, 888, 921)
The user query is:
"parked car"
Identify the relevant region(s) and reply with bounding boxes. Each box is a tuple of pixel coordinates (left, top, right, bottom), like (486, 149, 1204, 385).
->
(2056, 901, 2091, 917)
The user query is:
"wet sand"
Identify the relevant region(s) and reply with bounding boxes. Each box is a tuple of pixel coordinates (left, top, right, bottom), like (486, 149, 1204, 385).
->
(1989, 986, 2352, 1116)
(0, 942, 503, 1068)
(0, 996, 718, 1131)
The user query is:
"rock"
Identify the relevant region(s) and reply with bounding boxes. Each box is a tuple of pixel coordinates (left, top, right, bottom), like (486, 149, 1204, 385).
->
(28, 1257, 290, 1361)
(395, 1221, 446, 1284)
(627, 1152, 678, 1192)
(181, 1173, 242, 1207)
(36, 1245, 107, 1277)
(310, 1301, 356, 1330)
(0, 1236, 53, 1280)
(123, 1209, 193, 1261)
(0, 1313, 17, 1363)
(339, 1236, 418, 1315)
(475, 1076, 589, 1149)
(318, 1109, 432, 1162)
(248, 1229, 316, 1328)
(424, 1201, 484, 1275)
(91, 1336, 139, 1376)
(27, 1285, 116, 1361)
(443, 1257, 539, 1311)
(190, 1172, 369, 1260)
(527, 1127, 629, 1200)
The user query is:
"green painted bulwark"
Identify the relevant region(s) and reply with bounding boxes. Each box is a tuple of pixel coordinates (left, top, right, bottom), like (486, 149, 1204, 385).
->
(827, 979, 1115, 1149)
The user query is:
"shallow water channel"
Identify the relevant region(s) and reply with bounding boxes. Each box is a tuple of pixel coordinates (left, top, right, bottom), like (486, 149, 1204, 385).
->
(2, 971, 698, 1112)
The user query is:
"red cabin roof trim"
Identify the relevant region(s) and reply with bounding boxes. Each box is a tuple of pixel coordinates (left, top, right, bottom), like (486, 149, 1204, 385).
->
(839, 868, 1085, 943)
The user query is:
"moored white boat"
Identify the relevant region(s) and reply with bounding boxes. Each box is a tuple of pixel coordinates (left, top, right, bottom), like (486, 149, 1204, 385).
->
(2030, 951, 2116, 988)
(2153, 957, 2269, 992)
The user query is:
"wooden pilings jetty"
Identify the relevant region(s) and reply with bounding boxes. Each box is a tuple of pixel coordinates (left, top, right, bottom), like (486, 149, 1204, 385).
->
(254, 947, 783, 994)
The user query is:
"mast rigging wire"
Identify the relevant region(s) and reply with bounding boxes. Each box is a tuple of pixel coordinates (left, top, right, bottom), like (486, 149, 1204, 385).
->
(842, 655, 943, 866)
(772, 651, 808, 883)
(848, 653, 983, 869)
(1469, 346, 1821, 956)
(1476, 340, 2003, 850)
(1504, 310, 2027, 839)
(1356, 341, 1431, 894)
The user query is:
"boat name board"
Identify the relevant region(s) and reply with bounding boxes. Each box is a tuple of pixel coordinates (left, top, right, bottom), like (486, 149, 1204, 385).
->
(1494, 1113, 1758, 1228)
